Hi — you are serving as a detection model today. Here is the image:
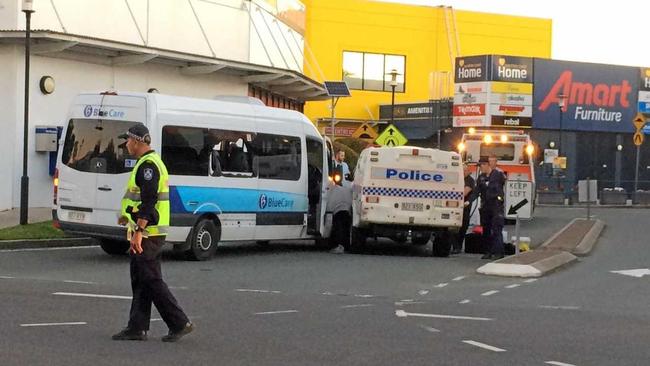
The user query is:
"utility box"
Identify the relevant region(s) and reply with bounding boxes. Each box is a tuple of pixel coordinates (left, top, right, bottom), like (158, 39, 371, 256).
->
(35, 126, 58, 152)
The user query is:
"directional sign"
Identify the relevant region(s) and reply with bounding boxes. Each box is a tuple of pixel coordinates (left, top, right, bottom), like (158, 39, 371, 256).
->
(633, 112, 647, 131)
(610, 268, 650, 278)
(634, 131, 644, 146)
(351, 123, 379, 140)
(375, 124, 408, 147)
(504, 180, 533, 219)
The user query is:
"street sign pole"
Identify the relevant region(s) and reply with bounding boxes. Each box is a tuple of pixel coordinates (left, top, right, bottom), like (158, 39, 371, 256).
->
(635, 144, 640, 192)
(514, 213, 520, 255)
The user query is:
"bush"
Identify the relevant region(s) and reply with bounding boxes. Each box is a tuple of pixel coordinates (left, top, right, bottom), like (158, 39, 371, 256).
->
(335, 137, 372, 155)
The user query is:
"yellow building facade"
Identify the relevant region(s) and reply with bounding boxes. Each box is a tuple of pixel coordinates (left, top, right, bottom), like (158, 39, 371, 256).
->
(302, 0, 552, 138)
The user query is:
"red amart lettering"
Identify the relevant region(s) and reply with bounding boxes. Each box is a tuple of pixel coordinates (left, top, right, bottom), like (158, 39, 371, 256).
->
(539, 70, 632, 111)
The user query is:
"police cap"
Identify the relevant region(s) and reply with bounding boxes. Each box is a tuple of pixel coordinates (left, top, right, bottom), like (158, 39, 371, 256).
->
(478, 156, 489, 164)
(118, 123, 151, 144)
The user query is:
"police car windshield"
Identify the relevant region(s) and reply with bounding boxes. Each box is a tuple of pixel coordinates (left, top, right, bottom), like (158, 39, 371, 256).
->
(61, 119, 141, 174)
(479, 143, 515, 162)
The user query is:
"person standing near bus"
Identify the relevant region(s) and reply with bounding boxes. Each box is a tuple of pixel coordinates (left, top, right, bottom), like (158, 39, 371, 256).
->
(334, 149, 350, 177)
(112, 124, 194, 342)
(481, 155, 506, 259)
(452, 162, 476, 254)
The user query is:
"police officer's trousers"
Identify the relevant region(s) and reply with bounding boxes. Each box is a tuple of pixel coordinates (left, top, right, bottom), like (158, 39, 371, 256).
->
(487, 209, 505, 256)
(127, 236, 189, 333)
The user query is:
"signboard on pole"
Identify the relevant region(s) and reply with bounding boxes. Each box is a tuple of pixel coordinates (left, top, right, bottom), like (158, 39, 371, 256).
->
(375, 124, 408, 146)
(505, 180, 533, 220)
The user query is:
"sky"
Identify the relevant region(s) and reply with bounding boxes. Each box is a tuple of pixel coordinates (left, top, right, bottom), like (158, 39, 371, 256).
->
(384, 0, 647, 68)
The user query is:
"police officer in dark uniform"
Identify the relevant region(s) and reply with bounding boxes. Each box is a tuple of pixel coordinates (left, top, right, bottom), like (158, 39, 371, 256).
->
(452, 162, 476, 254)
(474, 159, 490, 252)
(112, 124, 194, 342)
(480, 155, 506, 259)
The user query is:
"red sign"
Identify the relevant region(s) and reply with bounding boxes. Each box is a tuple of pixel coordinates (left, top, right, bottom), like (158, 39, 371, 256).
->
(453, 104, 486, 117)
(322, 126, 357, 137)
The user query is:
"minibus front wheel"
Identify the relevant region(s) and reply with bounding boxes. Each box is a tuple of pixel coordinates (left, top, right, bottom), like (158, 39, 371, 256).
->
(185, 218, 220, 261)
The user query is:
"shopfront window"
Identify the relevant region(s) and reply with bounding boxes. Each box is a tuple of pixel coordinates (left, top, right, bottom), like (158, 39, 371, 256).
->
(342, 51, 405, 92)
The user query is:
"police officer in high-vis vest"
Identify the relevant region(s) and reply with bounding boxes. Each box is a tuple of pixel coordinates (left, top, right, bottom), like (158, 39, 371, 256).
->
(112, 124, 194, 342)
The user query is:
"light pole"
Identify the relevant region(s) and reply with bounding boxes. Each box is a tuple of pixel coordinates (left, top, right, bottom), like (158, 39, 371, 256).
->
(387, 69, 400, 125)
(20, 0, 34, 225)
(557, 93, 567, 157)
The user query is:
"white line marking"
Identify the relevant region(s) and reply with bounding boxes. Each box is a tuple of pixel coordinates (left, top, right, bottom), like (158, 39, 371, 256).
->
(538, 305, 580, 310)
(524, 279, 538, 283)
(52, 292, 131, 300)
(0, 275, 15, 279)
(395, 310, 492, 321)
(459, 299, 471, 304)
(235, 289, 281, 294)
(354, 294, 375, 298)
(63, 280, 97, 284)
(254, 310, 298, 315)
(168, 286, 188, 290)
(481, 290, 499, 296)
(435, 283, 448, 288)
(418, 290, 429, 295)
(0, 245, 98, 253)
(340, 304, 374, 309)
(418, 324, 440, 333)
(462, 340, 506, 352)
(321, 291, 335, 296)
(395, 301, 427, 306)
(20, 322, 87, 327)
(545, 361, 576, 366)
(505, 284, 521, 289)
(399, 299, 415, 302)
(452, 276, 466, 281)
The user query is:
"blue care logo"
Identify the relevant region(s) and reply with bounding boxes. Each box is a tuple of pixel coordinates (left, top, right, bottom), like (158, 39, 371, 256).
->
(386, 168, 444, 182)
(82, 105, 126, 119)
(259, 194, 268, 209)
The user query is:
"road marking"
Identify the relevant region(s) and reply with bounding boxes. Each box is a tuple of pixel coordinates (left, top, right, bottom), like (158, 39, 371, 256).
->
(435, 283, 448, 288)
(524, 279, 538, 283)
(254, 310, 298, 315)
(0, 246, 98, 253)
(462, 340, 506, 352)
(545, 361, 576, 366)
(610, 269, 650, 278)
(505, 284, 521, 289)
(459, 299, 471, 304)
(395, 301, 427, 306)
(235, 288, 281, 294)
(63, 280, 97, 284)
(418, 290, 429, 295)
(395, 310, 492, 321)
(0, 275, 15, 279)
(481, 290, 499, 296)
(452, 276, 466, 281)
(418, 324, 440, 333)
(20, 322, 87, 327)
(322, 291, 335, 296)
(52, 292, 131, 300)
(538, 305, 580, 311)
(169, 286, 188, 290)
(354, 294, 375, 298)
(340, 304, 374, 309)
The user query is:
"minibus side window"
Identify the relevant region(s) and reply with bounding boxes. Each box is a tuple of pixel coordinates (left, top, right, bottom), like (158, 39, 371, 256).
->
(254, 133, 301, 181)
(161, 126, 207, 176)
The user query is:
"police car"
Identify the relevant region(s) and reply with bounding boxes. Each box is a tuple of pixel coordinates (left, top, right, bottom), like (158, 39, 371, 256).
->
(350, 146, 464, 256)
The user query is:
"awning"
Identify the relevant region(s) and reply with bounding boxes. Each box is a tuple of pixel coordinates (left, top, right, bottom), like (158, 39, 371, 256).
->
(0, 30, 328, 101)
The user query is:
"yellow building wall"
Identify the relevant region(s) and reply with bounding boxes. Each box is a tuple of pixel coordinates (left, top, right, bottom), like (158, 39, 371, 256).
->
(302, 0, 552, 123)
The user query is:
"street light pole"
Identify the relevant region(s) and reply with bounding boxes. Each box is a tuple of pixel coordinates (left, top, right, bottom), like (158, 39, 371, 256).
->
(20, 0, 35, 225)
(387, 69, 400, 126)
(558, 93, 566, 157)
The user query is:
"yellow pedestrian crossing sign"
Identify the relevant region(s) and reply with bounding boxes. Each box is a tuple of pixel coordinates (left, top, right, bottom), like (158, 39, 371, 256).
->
(375, 124, 408, 147)
(351, 123, 379, 140)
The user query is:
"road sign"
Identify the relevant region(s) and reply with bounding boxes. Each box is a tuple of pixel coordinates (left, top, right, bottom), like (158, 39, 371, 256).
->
(351, 123, 379, 140)
(375, 124, 408, 147)
(504, 180, 533, 219)
(633, 112, 647, 131)
(634, 131, 644, 146)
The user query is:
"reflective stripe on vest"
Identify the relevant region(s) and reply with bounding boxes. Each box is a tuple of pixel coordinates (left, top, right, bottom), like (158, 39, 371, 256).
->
(120, 151, 170, 237)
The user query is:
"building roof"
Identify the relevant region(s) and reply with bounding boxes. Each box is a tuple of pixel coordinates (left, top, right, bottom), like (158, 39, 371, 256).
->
(0, 29, 328, 101)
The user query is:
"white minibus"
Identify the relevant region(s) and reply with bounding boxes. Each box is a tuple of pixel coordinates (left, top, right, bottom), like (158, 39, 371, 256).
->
(53, 92, 351, 260)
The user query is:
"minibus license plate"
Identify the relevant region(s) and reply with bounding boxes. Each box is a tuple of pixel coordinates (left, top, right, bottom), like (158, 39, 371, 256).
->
(68, 211, 86, 222)
(401, 202, 423, 212)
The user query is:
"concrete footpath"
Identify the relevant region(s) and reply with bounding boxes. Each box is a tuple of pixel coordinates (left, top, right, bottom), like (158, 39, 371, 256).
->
(477, 217, 606, 278)
(0, 207, 96, 250)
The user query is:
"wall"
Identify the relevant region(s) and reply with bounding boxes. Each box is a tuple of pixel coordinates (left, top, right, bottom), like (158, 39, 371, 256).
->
(302, 0, 552, 123)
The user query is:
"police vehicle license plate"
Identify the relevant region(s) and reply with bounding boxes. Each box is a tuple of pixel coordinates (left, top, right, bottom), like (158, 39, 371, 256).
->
(401, 202, 424, 211)
(68, 211, 86, 222)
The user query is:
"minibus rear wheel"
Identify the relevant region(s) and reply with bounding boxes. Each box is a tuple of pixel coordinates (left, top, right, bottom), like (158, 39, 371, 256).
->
(185, 219, 219, 261)
(99, 239, 130, 255)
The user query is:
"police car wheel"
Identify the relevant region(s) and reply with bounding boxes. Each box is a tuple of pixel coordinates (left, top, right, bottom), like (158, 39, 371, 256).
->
(411, 233, 431, 246)
(432, 231, 452, 257)
(99, 239, 130, 255)
(186, 219, 219, 261)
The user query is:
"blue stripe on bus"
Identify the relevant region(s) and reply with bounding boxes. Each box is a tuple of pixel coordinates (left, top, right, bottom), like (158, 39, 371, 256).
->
(169, 186, 307, 214)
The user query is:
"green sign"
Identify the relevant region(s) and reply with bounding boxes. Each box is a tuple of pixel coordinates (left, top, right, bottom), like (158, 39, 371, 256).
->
(375, 124, 408, 146)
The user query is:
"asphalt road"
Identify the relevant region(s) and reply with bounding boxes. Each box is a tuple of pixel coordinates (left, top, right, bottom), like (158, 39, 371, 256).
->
(1, 207, 649, 366)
